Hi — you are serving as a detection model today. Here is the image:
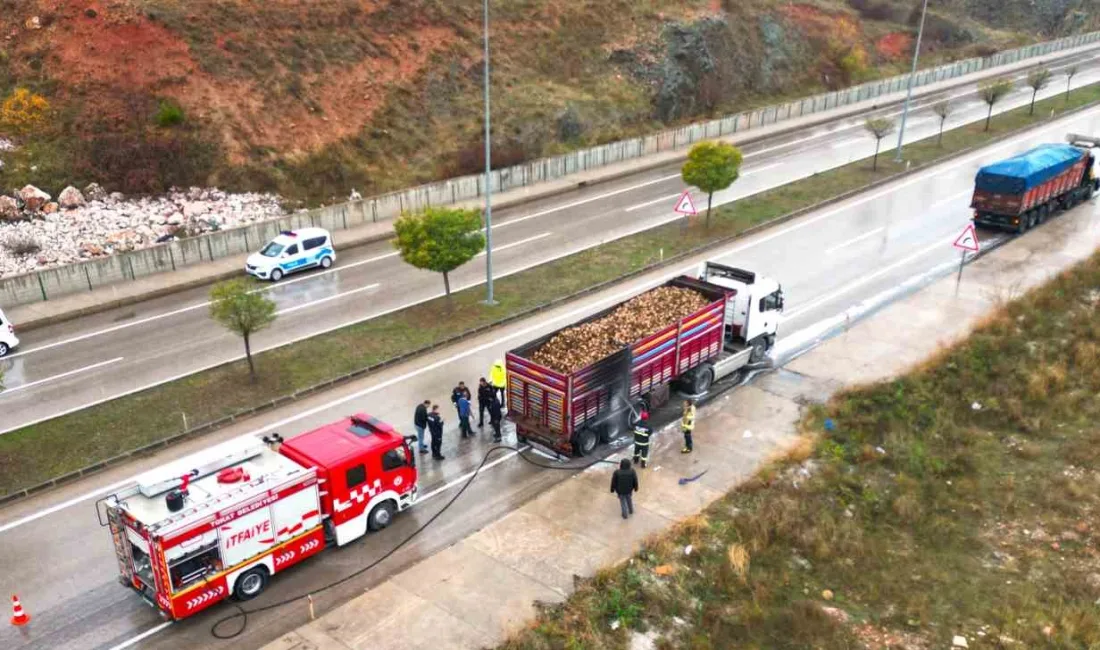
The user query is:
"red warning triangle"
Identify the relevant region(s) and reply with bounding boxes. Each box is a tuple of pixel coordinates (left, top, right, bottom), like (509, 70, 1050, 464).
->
(952, 223, 980, 252)
(674, 191, 698, 215)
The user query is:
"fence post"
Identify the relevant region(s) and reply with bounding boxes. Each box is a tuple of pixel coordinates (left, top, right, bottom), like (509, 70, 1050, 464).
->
(37, 273, 47, 301)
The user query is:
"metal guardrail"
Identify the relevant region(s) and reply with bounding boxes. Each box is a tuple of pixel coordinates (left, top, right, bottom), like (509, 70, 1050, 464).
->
(6, 92, 1100, 506)
(2, 32, 1100, 308)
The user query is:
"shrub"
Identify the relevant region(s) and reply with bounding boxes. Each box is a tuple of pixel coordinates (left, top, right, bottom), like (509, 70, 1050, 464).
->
(3, 233, 41, 256)
(1, 88, 49, 133)
(154, 99, 185, 127)
(80, 132, 220, 194)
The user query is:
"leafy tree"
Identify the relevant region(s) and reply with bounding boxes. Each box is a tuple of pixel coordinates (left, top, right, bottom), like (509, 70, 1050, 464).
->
(209, 279, 277, 382)
(863, 117, 895, 171)
(1065, 64, 1079, 103)
(393, 207, 485, 297)
(931, 101, 952, 146)
(681, 141, 743, 227)
(0, 88, 49, 133)
(1025, 68, 1052, 116)
(978, 78, 1014, 132)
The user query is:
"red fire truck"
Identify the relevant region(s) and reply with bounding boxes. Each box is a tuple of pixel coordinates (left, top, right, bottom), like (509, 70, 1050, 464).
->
(96, 413, 417, 620)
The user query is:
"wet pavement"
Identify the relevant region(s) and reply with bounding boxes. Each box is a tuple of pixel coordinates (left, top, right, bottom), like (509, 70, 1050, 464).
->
(3, 51, 1100, 432)
(4, 72, 1100, 650)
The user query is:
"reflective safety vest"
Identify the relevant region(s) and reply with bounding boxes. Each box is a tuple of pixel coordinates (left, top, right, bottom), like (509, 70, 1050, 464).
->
(490, 363, 506, 389)
(681, 406, 696, 432)
(633, 424, 651, 446)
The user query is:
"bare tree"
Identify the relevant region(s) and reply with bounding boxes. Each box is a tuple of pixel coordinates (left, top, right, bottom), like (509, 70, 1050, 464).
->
(931, 101, 952, 146)
(1065, 64, 1079, 103)
(864, 117, 896, 171)
(978, 78, 1014, 131)
(1025, 68, 1052, 115)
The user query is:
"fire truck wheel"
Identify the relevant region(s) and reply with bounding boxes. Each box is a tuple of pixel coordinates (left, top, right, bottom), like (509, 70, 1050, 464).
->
(234, 567, 270, 601)
(368, 501, 396, 531)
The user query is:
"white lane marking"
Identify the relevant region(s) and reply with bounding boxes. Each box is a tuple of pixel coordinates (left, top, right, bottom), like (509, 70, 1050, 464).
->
(826, 227, 885, 254)
(476, 232, 551, 256)
(781, 237, 949, 320)
(492, 173, 684, 230)
(275, 284, 381, 317)
(104, 621, 173, 650)
(743, 162, 782, 175)
(418, 446, 527, 502)
(625, 193, 684, 213)
(0, 357, 124, 395)
(830, 137, 865, 149)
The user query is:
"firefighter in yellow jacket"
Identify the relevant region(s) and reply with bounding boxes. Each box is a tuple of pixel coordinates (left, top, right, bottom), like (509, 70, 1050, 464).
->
(681, 399, 696, 454)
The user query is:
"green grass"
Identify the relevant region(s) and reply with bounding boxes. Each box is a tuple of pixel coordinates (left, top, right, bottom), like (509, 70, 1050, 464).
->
(2, 82, 1099, 496)
(494, 240, 1100, 650)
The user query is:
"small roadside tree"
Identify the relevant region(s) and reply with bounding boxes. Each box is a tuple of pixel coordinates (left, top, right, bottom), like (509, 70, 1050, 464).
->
(209, 279, 277, 383)
(864, 117, 895, 171)
(681, 141, 743, 228)
(1025, 68, 1052, 116)
(931, 100, 952, 146)
(1065, 64, 1079, 103)
(978, 78, 1014, 131)
(393, 207, 485, 297)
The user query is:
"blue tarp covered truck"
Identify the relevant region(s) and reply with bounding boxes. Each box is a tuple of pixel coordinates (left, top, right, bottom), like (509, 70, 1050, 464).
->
(971, 134, 1099, 233)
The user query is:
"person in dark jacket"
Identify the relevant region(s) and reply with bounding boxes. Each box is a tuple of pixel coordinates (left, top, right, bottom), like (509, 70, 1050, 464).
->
(610, 458, 639, 519)
(427, 404, 445, 460)
(477, 378, 494, 428)
(451, 382, 472, 416)
(413, 399, 430, 454)
(488, 394, 503, 443)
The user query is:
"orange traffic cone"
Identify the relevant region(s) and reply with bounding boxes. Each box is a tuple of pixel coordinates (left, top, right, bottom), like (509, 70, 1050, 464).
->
(10, 594, 30, 626)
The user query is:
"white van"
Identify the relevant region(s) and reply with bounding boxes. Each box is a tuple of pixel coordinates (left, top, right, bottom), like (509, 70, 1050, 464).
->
(0, 308, 19, 356)
(245, 228, 336, 282)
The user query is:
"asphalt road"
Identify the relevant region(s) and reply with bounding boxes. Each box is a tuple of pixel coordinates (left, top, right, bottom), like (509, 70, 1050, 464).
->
(2, 91, 1100, 650)
(2, 50, 1099, 433)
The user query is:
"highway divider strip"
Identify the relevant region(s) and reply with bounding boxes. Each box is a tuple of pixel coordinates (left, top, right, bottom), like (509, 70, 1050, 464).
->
(3, 88, 1100, 507)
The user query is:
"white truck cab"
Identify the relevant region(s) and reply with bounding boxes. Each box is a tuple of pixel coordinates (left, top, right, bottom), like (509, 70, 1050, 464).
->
(697, 262, 784, 361)
(245, 228, 335, 282)
(0, 307, 19, 356)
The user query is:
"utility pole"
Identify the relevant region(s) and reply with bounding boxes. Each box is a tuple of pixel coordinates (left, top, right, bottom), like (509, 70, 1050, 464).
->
(482, 0, 497, 305)
(894, 0, 929, 162)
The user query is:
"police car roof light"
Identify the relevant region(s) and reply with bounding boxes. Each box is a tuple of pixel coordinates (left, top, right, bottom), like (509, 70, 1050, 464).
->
(279, 230, 297, 237)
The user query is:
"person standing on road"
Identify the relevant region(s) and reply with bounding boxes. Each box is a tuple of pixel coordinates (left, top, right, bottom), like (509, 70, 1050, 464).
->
(477, 377, 494, 428)
(681, 399, 696, 454)
(427, 404, 445, 460)
(457, 392, 474, 438)
(488, 393, 504, 443)
(632, 410, 652, 469)
(489, 361, 507, 409)
(610, 458, 639, 519)
(451, 381, 471, 416)
(413, 399, 430, 454)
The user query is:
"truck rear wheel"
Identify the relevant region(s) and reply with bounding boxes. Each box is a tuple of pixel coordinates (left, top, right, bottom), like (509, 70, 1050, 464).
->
(234, 566, 269, 601)
(690, 364, 715, 394)
(573, 428, 598, 457)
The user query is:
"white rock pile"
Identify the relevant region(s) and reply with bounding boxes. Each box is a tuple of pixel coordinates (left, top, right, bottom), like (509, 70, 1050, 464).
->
(0, 184, 288, 277)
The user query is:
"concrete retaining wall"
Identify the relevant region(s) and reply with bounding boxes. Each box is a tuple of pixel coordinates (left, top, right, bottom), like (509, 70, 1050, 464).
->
(3, 31, 1099, 308)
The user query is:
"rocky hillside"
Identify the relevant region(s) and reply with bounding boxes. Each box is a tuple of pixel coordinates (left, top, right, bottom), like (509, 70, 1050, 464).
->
(0, 0, 1097, 207)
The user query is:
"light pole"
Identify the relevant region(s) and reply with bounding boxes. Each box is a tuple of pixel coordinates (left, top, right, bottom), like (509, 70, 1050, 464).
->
(482, 0, 497, 305)
(894, 0, 929, 162)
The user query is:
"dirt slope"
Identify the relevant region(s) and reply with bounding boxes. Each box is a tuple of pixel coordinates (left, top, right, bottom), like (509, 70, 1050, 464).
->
(0, 0, 1096, 205)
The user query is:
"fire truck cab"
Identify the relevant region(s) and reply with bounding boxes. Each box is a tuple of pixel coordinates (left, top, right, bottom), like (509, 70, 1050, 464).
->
(97, 413, 417, 620)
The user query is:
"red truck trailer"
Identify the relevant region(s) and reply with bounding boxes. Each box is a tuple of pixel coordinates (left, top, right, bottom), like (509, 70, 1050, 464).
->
(96, 414, 417, 620)
(506, 265, 783, 456)
(971, 135, 1098, 233)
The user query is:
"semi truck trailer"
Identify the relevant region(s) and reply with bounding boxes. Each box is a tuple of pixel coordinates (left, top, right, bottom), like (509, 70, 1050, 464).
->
(506, 263, 783, 456)
(971, 134, 1099, 233)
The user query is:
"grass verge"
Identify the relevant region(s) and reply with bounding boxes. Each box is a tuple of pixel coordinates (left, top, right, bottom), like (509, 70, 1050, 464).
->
(494, 248, 1100, 650)
(3, 83, 1100, 497)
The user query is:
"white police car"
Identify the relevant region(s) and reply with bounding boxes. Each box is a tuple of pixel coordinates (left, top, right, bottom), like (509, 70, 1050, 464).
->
(245, 228, 336, 282)
(0, 307, 18, 357)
